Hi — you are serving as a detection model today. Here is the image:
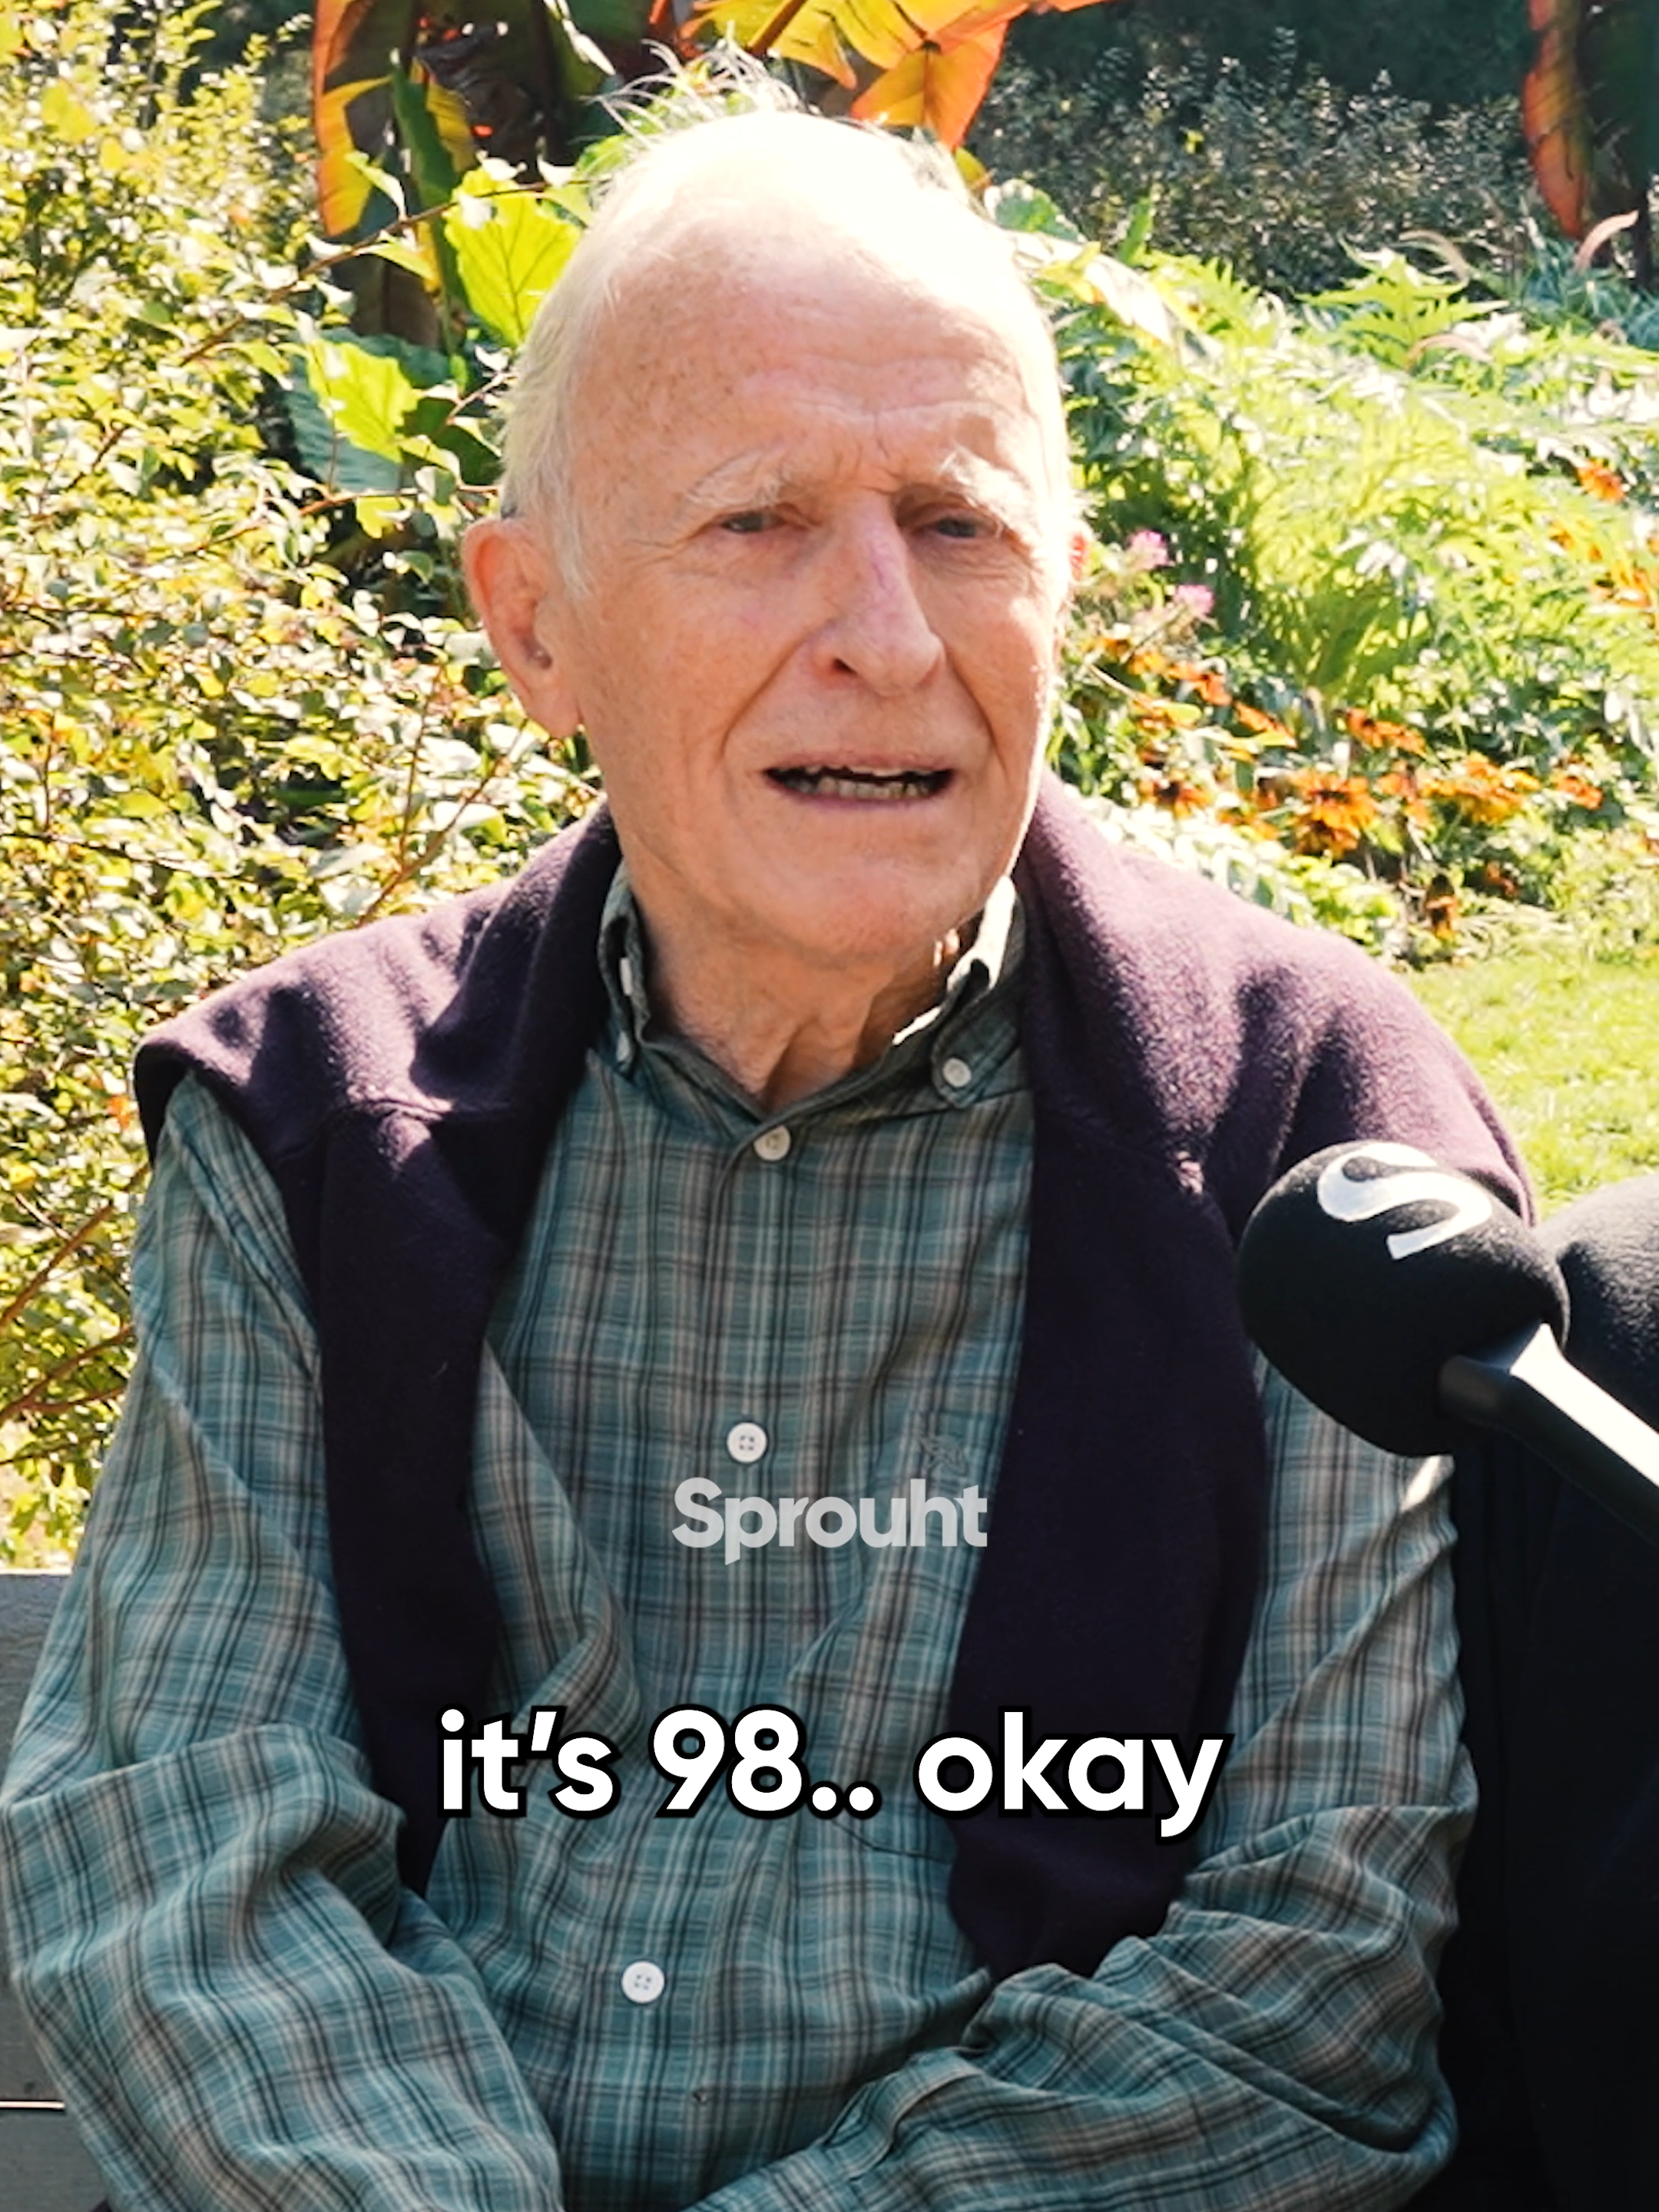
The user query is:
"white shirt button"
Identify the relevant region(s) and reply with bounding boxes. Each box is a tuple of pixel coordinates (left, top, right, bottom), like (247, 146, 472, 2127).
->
(753, 1124, 792, 1162)
(618, 955, 635, 1000)
(621, 1959, 665, 2005)
(726, 1420, 768, 1465)
(940, 1056, 972, 1091)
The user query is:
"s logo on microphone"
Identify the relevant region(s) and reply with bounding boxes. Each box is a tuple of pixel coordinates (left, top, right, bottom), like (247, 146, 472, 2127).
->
(1315, 1142, 1494, 1261)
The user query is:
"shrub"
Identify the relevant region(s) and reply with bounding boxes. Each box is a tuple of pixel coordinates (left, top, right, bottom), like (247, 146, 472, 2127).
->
(972, 33, 1531, 300)
(1001, 182, 1659, 953)
(5, 20, 1659, 1555)
(0, 2, 589, 1559)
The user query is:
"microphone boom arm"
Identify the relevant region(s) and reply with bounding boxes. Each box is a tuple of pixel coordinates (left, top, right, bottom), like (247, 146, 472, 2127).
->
(1440, 1323, 1659, 1550)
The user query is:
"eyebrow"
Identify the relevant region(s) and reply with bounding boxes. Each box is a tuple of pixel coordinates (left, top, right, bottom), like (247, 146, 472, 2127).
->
(674, 446, 1048, 539)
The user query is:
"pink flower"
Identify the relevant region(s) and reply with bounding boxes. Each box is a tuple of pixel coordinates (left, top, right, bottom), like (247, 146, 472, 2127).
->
(1172, 582, 1214, 619)
(1126, 529, 1170, 568)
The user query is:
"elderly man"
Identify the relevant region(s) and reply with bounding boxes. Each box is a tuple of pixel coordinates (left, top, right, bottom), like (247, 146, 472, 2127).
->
(2, 107, 1525, 2211)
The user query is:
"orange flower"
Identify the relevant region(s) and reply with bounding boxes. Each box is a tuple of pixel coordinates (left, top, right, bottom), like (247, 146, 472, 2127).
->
(1137, 768, 1214, 816)
(1376, 767, 1429, 821)
(1422, 879, 1461, 938)
(1576, 459, 1625, 502)
(1159, 661, 1232, 708)
(1286, 770, 1379, 859)
(1422, 753, 1539, 825)
(1344, 707, 1426, 755)
(1551, 762, 1605, 810)
(1233, 701, 1293, 742)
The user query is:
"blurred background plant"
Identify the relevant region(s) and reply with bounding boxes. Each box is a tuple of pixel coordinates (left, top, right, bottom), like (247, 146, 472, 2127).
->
(974, 33, 1531, 297)
(0, 0, 593, 1558)
(4, 0, 1659, 1557)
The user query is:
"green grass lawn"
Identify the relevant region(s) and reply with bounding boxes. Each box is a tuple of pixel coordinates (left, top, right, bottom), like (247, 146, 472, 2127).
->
(1408, 953, 1659, 1214)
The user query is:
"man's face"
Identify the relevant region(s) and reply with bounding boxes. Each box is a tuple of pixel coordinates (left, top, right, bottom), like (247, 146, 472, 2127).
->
(502, 233, 1073, 979)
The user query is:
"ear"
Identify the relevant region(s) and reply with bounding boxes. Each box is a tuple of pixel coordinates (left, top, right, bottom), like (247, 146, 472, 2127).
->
(1050, 519, 1093, 657)
(462, 516, 582, 738)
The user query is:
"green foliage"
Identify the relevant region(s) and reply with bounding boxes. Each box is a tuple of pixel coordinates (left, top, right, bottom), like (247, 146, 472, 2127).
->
(8, 10, 1659, 1557)
(0, 1, 592, 1560)
(972, 33, 1531, 297)
(1005, 0, 1524, 111)
(1008, 182, 1659, 952)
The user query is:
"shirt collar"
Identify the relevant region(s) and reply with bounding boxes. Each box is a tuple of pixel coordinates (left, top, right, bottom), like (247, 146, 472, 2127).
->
(891, 873, 1018, 1046)
(596, 861, 1022, 1115)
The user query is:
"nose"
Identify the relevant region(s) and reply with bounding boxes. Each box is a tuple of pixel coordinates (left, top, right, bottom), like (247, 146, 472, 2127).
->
(812, 507, 945, 696)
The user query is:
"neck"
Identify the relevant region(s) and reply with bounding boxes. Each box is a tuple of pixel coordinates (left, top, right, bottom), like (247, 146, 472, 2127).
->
(634, 909, 962, 1112)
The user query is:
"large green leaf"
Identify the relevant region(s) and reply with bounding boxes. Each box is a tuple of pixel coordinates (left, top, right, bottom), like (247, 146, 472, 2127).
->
(443, 171, 581, 346)
(290, 331, 452, 488)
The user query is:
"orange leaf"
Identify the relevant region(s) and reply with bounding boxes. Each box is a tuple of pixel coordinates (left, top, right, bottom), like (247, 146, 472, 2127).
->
(849, 23, 1005, 145)
(1522, 0, 1595, 237)
(1522, 0, 1652, 240)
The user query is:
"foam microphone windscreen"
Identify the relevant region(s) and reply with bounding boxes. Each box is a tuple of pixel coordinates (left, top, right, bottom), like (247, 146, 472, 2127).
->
(1237, 1141, 1570, 1455)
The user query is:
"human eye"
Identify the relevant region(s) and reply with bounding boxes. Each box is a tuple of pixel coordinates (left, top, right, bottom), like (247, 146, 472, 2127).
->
(908, 495, 1002, 544)
(718, 508, 778, 535)
(929, 511, 992, 540)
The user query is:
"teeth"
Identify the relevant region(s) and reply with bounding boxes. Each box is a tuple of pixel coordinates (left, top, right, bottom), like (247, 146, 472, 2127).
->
(770, 767, 949, 802)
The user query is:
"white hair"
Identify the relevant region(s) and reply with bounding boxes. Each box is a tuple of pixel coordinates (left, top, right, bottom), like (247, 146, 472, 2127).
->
(498, 85, 1072, 589)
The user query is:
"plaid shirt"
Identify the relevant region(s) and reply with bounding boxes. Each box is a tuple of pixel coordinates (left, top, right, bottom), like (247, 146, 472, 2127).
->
(1, 875, 1471, 2212)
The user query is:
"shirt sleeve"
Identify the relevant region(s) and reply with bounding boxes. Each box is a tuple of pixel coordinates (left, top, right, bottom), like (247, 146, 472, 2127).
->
(0, 1077, 567, 2212)
(685, 1371, 1474, 2212)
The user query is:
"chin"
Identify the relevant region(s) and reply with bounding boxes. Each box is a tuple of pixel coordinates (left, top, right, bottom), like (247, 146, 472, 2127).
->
(763, 869, 985, 974)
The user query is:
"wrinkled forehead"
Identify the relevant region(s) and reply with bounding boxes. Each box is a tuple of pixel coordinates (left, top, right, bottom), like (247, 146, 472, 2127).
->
(585, 196, 1066, 495)
(506, 111, 1070, 523)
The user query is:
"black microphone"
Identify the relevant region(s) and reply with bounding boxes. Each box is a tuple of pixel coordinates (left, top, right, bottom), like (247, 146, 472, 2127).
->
(1237, 1141, 1659, 1549)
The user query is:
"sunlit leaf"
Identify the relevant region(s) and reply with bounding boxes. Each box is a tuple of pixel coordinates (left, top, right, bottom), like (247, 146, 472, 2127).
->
(40, 76, 97, 144)
(316, 75, 398, 238)
(289, 331, 451, 492)
(364, 232, 445, 283)
(313, 0, 421, 237)
(442, 174, 579, 345)
(387, 58, 475, 214)
(848, 26, 1006, 148)
(677, 0, 1117, 138)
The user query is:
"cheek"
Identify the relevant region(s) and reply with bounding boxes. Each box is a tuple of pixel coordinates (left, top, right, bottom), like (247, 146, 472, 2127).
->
(590, 584, 775, 722)
(965, 608, 1061, 730)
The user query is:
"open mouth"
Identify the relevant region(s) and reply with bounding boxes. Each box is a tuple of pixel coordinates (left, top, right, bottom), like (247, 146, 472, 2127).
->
(767, 766, 951, 803)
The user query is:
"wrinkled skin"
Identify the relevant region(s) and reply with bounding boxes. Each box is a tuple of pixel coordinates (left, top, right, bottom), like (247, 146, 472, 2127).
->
(466, 220, 1081, 1105)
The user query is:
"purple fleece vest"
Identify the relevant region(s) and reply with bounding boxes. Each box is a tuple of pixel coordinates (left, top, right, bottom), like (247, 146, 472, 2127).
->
(134, 773, 1524, 1980)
